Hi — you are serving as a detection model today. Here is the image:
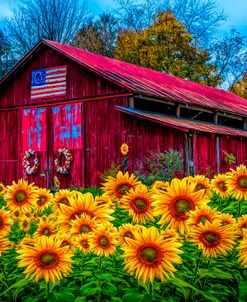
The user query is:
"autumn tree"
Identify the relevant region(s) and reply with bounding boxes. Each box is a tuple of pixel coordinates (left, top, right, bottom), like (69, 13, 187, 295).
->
(5, 0, 88, 57)
(229, 73, 247, 99)
(73, 13, 119, 57)
(114, 11, 220, 86)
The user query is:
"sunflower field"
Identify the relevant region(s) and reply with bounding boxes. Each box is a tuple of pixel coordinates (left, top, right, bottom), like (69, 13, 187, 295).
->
(1, 163, 247, 302)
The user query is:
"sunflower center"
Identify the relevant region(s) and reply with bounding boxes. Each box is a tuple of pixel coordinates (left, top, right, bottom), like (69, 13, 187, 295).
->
(23, 221, 28, 227)
(195, 184, 205, 191)
(43, 228, 51, 236)
(124, 231, 134, 239)
(0, 217, 3, 227)
(218, 182, 227, 192)
(140, 246, 158, 263)
(40, 253, 57, 266)
(118, 184, 131, 197)
(14, 211, 20, 217)
(61, 240, 70, 247)
(238, 177, 247, 189)
(37, 196, 47, 205)
(174, 199, 192, 215)
(15, 191, 27, 203)
(99, 236, 109, 247)
(242, 223, 247, 229)
(204, 232, 219, 245)
(80, 224, 91, 234)
(60, 198, 69, 205)
(134, 198, 148, 211)
(81, 240, 89, 248)
(198, 215, 209, 224)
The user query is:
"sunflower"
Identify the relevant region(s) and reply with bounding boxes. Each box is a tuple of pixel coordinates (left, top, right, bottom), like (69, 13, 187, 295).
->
(120, 185, 155, 224)
(4, 179, 38, 212)
(95, 194, 115, 208)
(12, 210, 22, 220)
(102, 171, 142, 201)
(0, 183, 6, 195)
(160, 229, 181, 243)
(151, 180, 169, 194)
(187, 206, 218, 227)
(153, 178, 206, 234)
(70, 214, 99, 235)
(17, 236, 35, 248)
(192, 175, 211, 201)
(16, 236, 73, 283)
(57, 193, 114, 232)
(120, 143, 129, 156)
(121, 226, 183, 284)
(236, 215, 247, 238)
(76, 234, 91, 253)
(57, 234, 76, 253)
(34, 222, 56, 237)
(237, 229, 247, 267)
(35, 188, 53, 212)
(226, 165, 247, 200)
(187, 221, 237, 258)
(0, 236, 13, 253)
(211, 174, 229, 198)
(53, 189, 72, 211)
(89, 224, 117, 257)
(0, 209, 13, 236)
(19, 218, 31, 232)
(118, 223, 137, 246)
(216, 213, 236, 227)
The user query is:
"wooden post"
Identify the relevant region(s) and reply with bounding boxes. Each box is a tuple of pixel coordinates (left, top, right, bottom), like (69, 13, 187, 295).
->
(176, 104, 181, 117)
(129, 97, 134, 108)
(244, 118, 247, 131)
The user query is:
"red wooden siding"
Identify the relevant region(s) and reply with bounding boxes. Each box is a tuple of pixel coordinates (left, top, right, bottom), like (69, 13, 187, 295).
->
(84, 97, 185, 186)
(0, 110, 20, 184)
(0, 46, 126, 108)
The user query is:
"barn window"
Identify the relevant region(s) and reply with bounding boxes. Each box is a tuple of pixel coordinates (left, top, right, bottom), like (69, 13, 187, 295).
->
(134, 99, 176, 115)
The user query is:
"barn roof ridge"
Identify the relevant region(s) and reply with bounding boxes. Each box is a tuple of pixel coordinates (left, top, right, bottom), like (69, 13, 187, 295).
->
(1, 38, 247, 118)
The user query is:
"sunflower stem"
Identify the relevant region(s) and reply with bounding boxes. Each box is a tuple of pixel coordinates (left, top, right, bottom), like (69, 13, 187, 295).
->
(237, 200, 241, 218)
(146, 281, 153, 299)
(189, 251, 202, 300)
(0, 255, 14, 301)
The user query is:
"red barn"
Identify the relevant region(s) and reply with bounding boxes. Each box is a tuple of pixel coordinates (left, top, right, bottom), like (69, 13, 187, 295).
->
(0, 39, 247, 188)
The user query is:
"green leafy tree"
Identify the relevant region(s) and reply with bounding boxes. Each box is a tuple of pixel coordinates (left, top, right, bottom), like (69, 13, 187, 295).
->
(114, 11, 220, 86)
(229, 73, 247, 99)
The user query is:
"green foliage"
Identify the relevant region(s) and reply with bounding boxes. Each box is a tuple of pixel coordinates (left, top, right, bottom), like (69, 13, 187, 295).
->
(136, 149, 183, 185)
(100, 162, 121, 181)
(223, 151, 236, 165)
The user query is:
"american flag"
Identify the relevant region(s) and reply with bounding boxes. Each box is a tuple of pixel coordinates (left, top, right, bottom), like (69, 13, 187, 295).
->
(31, 66, 67, 99)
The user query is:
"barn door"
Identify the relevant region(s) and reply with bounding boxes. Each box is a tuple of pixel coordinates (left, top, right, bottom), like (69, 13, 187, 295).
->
(51, 103, 84, 189)
(21, 107, 49, 187)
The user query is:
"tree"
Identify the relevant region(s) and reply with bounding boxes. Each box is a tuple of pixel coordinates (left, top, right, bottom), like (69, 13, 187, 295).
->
(114, 12, 220, 86)
(210, 30, 247, 89)
(229, 73, 247, 99)
(115, 0, 225, 47)
(0, 30, 16, 79)
(5, 0, 88, 57)
(73, 13, 119, 57)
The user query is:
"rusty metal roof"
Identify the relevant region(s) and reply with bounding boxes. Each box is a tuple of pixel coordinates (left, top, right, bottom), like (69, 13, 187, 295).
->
(116, 106, 247, 138)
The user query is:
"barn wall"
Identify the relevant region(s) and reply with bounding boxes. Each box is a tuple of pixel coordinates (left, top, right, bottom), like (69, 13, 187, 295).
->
(0, 110, 21, 184)
(84, 98, 185, 186)
(0, 46, 126, 108)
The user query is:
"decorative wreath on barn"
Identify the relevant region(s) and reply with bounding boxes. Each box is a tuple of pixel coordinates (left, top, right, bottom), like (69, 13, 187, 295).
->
(22, 149, 40, 175)
(54, 148, 73, 174)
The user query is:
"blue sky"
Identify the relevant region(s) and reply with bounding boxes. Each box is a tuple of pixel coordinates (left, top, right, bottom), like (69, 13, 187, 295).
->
(0, 0, 247, 37)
